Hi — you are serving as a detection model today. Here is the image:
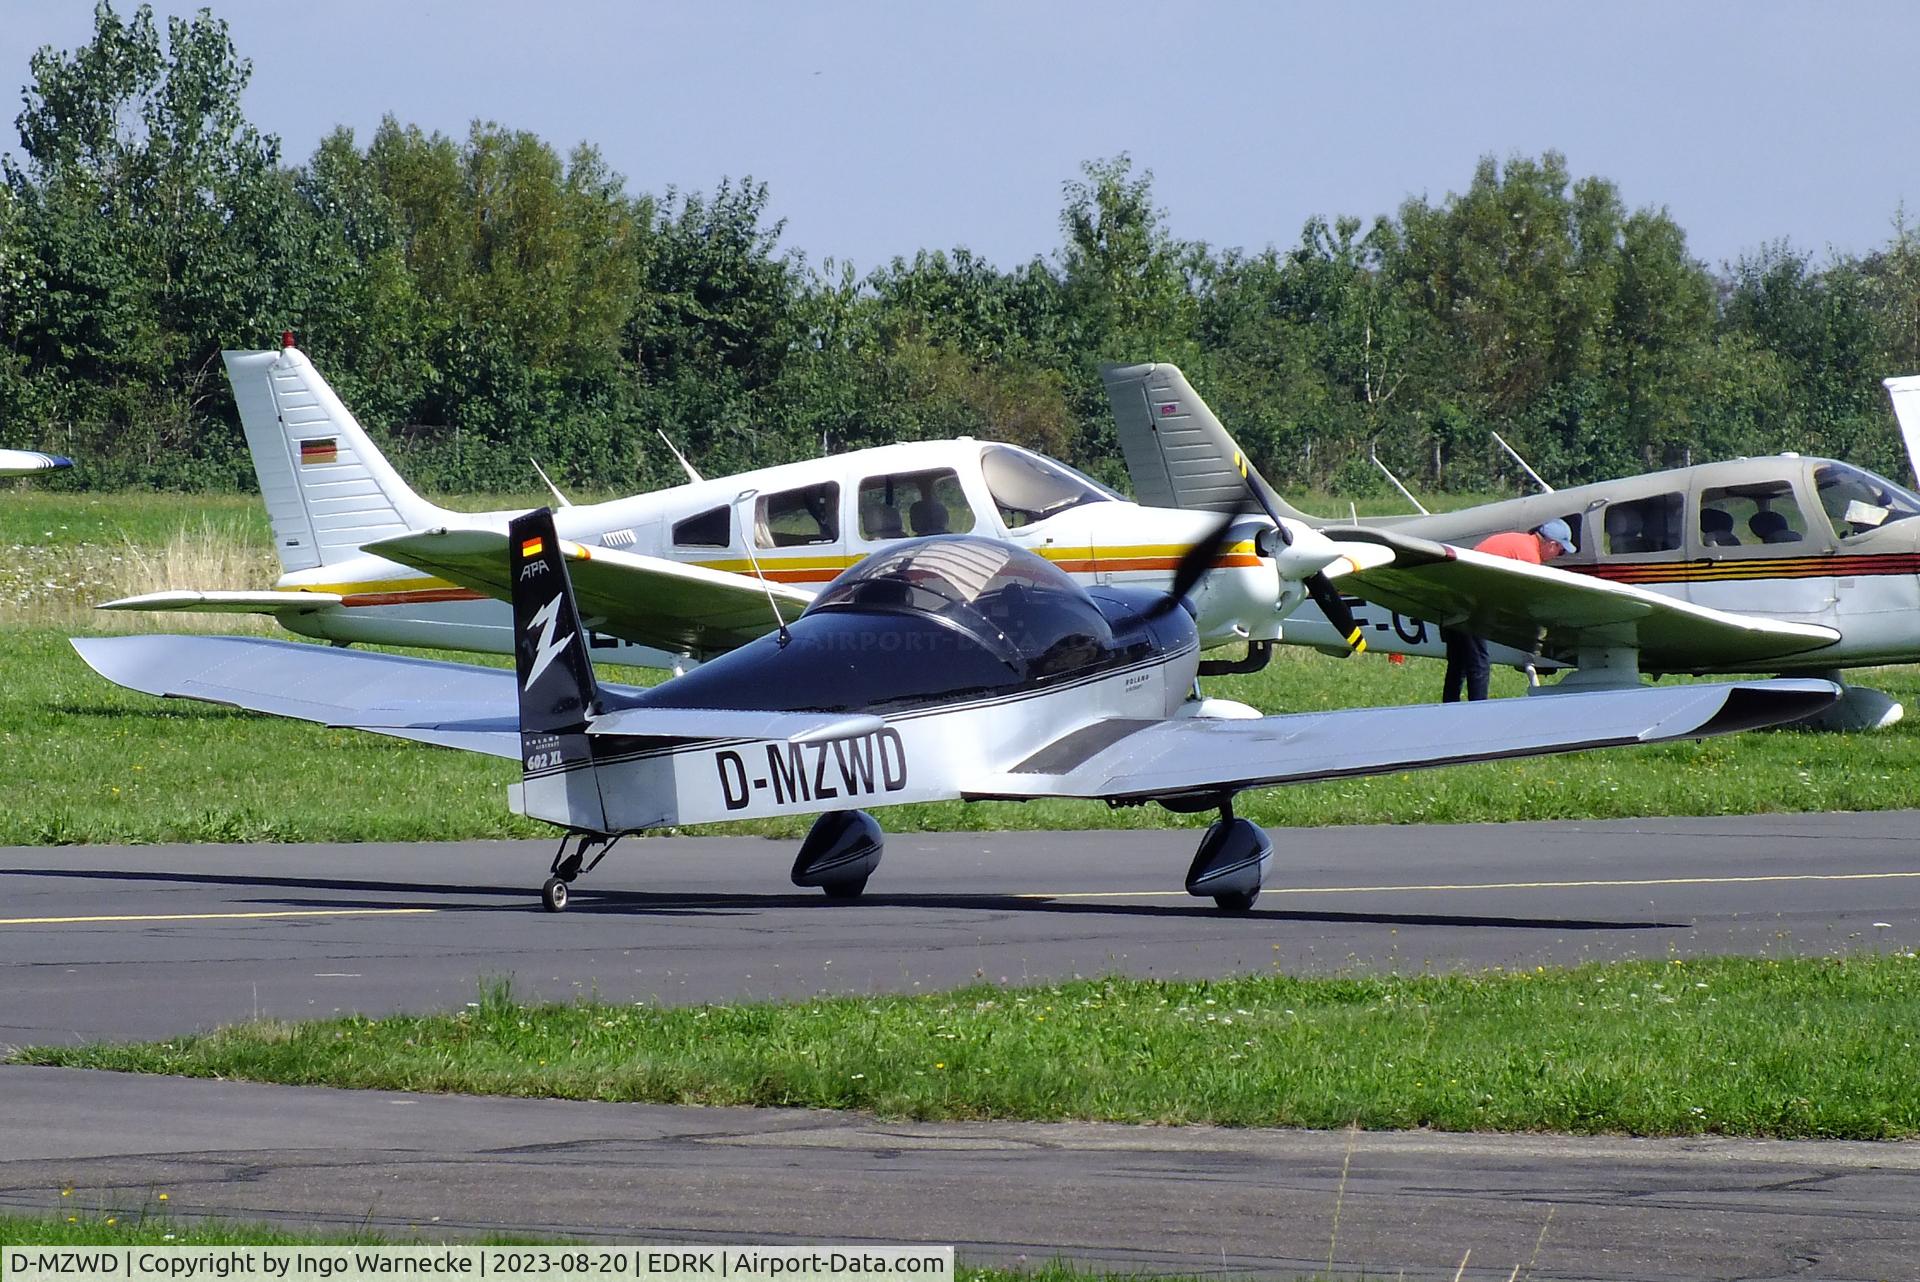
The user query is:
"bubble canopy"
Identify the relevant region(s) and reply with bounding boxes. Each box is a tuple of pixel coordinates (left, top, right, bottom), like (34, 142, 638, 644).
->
(806, 535, 1117, 674)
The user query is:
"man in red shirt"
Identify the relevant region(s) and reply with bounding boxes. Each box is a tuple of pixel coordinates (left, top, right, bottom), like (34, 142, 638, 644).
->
(1442, 518, 1576, 702)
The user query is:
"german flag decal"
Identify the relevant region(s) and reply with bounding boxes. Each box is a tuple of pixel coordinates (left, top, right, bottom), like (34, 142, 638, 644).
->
(520, 535, 545, 559)
(299, 437, 338, 466)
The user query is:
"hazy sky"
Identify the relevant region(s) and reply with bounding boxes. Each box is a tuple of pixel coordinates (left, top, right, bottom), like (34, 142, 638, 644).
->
(3, 1, 1913, 275)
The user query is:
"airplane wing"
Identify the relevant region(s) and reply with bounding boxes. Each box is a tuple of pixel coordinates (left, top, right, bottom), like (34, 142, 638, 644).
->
(71, 635, 884, 757)
(0, 449, 74, 477)
(1317, 526, 1841, 671)
(71, 634, 532, 758)
(967, 678, 1838, 805)
(365, 528, 813, 659)
(98, 590, 344, 616)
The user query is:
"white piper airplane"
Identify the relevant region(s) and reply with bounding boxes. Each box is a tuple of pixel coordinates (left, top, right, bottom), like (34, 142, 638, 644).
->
(75, 506, 1838, 912)
(0, 449, 73, 478)
(104, 339, 1361, 676)
(1105, 363, 1920, 730)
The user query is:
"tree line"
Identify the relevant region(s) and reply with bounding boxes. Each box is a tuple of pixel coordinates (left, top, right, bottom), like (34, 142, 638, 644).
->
(4, 3, 1918, 497)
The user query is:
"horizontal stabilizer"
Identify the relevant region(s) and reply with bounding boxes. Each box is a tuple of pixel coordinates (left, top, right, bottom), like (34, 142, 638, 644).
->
(74, 634, 632, 760)
(1320, 526, 1841, 671)
(98, 589, 344, 616)
(367, 526, 812, 658)
(968, 678, 1839, 805)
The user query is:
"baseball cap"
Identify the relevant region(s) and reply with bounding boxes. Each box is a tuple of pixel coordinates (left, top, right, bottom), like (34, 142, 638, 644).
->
(1536, 518, 1576, 555)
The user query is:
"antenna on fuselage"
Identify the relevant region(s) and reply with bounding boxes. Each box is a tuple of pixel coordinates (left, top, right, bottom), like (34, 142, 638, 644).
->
(1490, 429, 1555, 494)
(1368, 447, 1430, 515)
(657, 430, 705, 485)
(530, 459, 573, 508)
(732, 488, 793, 648)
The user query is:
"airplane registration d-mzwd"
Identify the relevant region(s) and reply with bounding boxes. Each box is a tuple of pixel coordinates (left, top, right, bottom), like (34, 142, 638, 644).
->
(75, 508, 1838, 913)
(1107, 362, 1920, 731)
(102, 339, 1353, 674)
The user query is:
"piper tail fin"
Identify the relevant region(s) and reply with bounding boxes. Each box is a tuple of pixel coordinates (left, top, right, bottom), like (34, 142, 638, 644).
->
(1884, 374, 1920, 488)
(508, 507, 610, 831)
(1101, 362, 1322, 523)
(223, 341, 454, 572)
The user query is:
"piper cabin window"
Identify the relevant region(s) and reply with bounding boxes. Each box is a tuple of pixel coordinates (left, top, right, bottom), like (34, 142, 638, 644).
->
(1815, 462, 1920, 540)
(673, 506, 730, 548)
(1602, 492, 1684, 555)
(755, 482, 840, 548)
(1699, 480, 1811, 548)
(858, 468, 977, 540)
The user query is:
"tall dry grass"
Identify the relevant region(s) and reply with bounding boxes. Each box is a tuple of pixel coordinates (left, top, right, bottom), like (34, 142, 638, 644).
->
(1, 517, 280, 632)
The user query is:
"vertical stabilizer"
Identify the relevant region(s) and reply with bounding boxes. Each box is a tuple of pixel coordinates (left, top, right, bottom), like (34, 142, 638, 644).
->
(224, 344, 450, 571)
(1884, 375, 1920, 488)
(509, 508, 610, 832)
(1101, 362, 1322, 522)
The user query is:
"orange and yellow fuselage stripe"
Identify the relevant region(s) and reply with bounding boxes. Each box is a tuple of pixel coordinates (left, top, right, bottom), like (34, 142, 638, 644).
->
(1572, 553, 1920, 586)
(279, 542, 1266, 606)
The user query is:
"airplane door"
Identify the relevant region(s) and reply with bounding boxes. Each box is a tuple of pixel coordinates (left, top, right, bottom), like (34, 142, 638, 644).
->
(1686, 471, 1835, 622)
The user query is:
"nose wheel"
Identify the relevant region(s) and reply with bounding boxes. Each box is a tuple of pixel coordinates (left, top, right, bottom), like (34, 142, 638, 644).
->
(540, 831, 620, 912)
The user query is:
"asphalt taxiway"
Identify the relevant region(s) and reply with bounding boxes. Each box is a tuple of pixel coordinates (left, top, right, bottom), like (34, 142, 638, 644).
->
(3, 1063, 1916, 1282)
(3, 812, 1916, 1045)
(2, 814, 1917, 1279)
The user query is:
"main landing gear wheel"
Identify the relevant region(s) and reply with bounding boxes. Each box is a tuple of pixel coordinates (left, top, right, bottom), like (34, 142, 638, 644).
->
(792, 810, 885, 901)
(539, 831, 621, 912)
(1183, 800, 1272, 915)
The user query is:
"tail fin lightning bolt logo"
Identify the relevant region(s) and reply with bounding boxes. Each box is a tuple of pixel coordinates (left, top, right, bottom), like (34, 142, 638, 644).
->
(524, 594, 573, 690)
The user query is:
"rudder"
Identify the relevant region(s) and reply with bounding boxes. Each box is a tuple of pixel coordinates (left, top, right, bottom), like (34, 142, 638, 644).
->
(509, 508, 611, 832)
(1102, 362, 1323, 523)
(224, 340, 449, 572)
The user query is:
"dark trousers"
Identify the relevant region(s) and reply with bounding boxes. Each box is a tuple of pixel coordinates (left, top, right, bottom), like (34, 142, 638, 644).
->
(1441, 626, 1489, 702)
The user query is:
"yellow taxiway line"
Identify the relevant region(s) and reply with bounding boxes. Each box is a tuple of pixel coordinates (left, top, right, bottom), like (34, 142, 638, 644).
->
(1029, 869, 1920, 900)
(0, 908, 438, 926)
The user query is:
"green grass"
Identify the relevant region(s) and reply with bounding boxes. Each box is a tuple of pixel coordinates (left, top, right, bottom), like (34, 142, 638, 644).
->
(11, 615, 1920, 843)
(9, 489, 1920, 844)
(0, 1212, 422, 1245)
(18, 957, 1920, 1139)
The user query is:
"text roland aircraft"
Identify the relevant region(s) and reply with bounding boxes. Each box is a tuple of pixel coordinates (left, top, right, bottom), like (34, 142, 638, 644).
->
(1106, 364, 1920, 731)
(104, 338, 1370, 679)
(76, 508, 1837, 913)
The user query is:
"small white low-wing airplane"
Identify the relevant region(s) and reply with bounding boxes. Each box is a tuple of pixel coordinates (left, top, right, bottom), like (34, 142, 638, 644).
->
(0, 448, 73, 478)
(1106, 363, 1920, 729)
(104, 339, 1366, 674)
(75, 507, 1839, 912)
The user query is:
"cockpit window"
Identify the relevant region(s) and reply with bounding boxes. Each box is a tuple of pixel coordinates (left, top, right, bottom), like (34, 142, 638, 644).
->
(1815, 463, 1920, 540)
(807, 535, 1115, 677)
(980, 444, 1118, 529)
